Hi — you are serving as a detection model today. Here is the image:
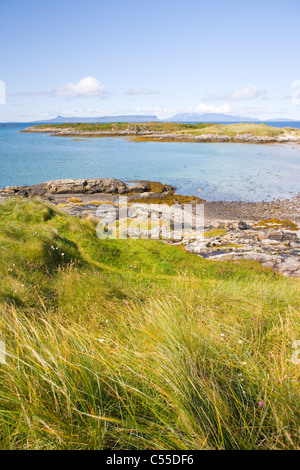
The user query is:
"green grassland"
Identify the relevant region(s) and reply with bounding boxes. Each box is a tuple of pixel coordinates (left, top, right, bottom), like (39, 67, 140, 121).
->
(176, 123, 286, 137)
(0, 198, 300, 449)
(33, 122, 214, 133)
(30, 122, 300, 138)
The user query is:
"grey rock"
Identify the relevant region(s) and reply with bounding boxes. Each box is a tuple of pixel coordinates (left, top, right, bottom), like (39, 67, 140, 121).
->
(2, 178, 129, 196)
(261, 239, 280, 247)
(282, 232, 299, 242)
(276, 257, 300, 273)
(238, 221, 253, 230)
(268, 230, 284, 241)
(54, 178, 128, 194)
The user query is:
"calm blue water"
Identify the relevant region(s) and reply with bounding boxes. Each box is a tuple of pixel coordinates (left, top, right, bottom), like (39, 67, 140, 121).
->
(264, 121, 300, 129)
(1, 122, 300, 202)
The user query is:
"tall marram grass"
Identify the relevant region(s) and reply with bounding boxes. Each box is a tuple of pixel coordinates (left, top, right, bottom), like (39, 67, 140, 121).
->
(0, 198, 300, 449)
(1, 285, 300, 450)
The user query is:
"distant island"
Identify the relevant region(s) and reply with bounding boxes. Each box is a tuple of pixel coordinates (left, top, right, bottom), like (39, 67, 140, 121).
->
(43, 115, 160, 124)
(20, 113, 299, 125)
(164, 113, 261, 123)
(22, 122, 300, 144)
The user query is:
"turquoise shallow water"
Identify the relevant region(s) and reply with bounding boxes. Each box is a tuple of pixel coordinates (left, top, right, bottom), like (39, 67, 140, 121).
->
(1, 123, 300, 202)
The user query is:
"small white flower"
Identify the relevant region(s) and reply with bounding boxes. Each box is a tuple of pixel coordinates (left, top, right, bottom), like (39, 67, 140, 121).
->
(239, 340, 243, 344)
(98, 339, 105, 343)
(221, 333, 225, 337)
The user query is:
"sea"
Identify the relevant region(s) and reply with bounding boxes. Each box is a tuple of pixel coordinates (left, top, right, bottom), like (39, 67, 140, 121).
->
(0, 121, 300, 202)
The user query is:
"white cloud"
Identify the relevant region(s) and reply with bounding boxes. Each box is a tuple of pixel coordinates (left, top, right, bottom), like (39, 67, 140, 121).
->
(0, 80, 6, 104)
(125, 89, 160, 95)
(292, 80, 300, 89)
(13, 76, 108, 99)
(230, 84, 267, 101)
(192, 104, 231, 114)
(12, 90, 52, 97)
(133, 106, 174, 113)
(56, 109, 106, 117)
(54, 76, 105, 97)
(131, 106, 175, 118)
(203, 84, 267, 102)
(126, 104, 231, 118)
(229, 106, 267, 116)
(292, 80, 300, 105)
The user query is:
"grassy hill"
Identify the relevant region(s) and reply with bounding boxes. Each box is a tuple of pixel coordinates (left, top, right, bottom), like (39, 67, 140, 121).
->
(0, 198, 300, 449)
(27, 121, 214, 133)
(24, 121, 300, 139)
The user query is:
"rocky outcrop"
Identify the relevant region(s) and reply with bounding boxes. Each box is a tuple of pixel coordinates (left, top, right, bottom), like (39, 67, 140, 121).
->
(1, 177, 299, 277)
(46, 178, 128, 194)
(184, 223, 300, 278)
(0, 178, 156, 197)
(0, 179, 184, 208)
(57, 195, 300, 277)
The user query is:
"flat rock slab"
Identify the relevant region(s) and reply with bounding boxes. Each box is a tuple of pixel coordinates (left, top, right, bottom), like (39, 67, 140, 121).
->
(0, 178, 158, 197)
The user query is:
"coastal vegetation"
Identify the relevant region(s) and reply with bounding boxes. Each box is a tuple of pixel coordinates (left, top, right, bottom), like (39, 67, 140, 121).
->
(175, 123, 287, 137)
(28, 121, 214, 133)
(0, 198, 300, 449)
(21, 122, 300, 143)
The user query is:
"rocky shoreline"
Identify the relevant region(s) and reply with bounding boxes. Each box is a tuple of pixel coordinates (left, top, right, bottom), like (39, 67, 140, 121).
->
(1, 178, 300, 277)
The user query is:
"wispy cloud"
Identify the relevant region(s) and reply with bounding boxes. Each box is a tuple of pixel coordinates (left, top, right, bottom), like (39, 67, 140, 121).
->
(203, 84, 268, 102)
(13, 90, 53, 97)
(190, 104, 232, 114)
(53, 108, 106, 117)
(12, 76, 110, 99)
(125, 89, 160, 95)
(292, 80, 300, 105)
(130, 106, 175, 118)
(0, 80, 6, 104)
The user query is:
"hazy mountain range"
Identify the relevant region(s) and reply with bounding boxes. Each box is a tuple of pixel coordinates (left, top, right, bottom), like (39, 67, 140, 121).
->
(13, 114, 300, 124)
(164, 113, 261, 123)
(44, 115, 160, 123)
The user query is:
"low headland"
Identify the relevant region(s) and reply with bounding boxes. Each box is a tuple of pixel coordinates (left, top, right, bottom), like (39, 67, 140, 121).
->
(21, 122, 300, 143)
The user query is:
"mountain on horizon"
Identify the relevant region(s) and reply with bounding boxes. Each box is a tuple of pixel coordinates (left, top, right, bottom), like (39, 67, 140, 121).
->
(20, 113, 299, 125)
(34, 113, 261, 124)
(264, 118, 298, 122)
(164, 113, 261, 123)
(42, 115, 160, 124)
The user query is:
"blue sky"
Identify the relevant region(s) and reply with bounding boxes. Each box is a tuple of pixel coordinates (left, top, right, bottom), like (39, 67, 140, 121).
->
(0, 0, 300, 121)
